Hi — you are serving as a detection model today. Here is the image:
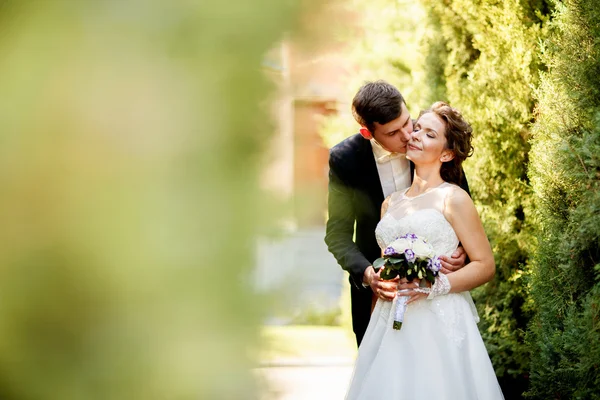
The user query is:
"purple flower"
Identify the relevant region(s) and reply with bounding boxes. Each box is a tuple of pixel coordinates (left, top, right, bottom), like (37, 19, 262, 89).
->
(384, 247, 396, 256)
(404, 249, 415, 263)
(406, 233, 418, 241)
(428, 256, 442, 272)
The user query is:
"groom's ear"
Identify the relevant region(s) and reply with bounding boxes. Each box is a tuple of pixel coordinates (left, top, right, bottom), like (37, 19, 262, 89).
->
(359, 127, 373, 140)
(440, 150, 455, 162)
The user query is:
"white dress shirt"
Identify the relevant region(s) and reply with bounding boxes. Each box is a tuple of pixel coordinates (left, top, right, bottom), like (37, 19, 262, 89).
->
(370, 140, 412, 198)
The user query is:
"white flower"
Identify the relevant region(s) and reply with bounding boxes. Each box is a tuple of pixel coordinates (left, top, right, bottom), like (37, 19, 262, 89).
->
(412, 239, 435, 258)
(388, 237, 412, 253)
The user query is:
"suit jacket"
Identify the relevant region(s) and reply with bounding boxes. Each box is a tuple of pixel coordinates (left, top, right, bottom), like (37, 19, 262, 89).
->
(325, 133, 470, 346)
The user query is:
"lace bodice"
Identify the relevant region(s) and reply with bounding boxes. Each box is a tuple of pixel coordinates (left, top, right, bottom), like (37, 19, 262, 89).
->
(374, 182, 480, 345)
(375, 182, 459, 256)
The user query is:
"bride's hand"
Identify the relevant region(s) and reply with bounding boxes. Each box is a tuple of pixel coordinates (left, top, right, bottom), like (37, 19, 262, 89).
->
(405, 289, 429, 305)
(398, 278, 431, 305)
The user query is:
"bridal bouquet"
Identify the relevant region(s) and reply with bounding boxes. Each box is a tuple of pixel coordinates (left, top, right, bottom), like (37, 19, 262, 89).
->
(373, 233, 442, 330)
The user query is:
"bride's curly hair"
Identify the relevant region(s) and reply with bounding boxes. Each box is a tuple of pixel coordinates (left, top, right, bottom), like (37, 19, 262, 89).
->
(418, 102, 474, 185)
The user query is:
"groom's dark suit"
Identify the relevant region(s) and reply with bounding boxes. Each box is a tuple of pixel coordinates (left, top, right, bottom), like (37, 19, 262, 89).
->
(325, 133, 470, 346)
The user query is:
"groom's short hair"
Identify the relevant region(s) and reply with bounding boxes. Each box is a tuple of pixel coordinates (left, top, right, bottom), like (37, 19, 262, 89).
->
(352, 80, 405, 132)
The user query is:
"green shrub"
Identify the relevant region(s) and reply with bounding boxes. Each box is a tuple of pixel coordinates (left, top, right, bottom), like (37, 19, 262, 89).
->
(527, 0, 600, 397)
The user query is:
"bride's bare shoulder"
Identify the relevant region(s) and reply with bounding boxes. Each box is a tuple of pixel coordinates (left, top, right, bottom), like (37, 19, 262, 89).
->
(445, 183, 469, 198)
(443, 183, 475, 213)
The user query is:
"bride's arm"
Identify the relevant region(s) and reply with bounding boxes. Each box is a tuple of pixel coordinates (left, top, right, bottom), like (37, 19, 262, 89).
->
(443, 188, 495, 292)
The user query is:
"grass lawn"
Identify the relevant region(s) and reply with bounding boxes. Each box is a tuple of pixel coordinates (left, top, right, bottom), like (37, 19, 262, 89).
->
(258, 325, 357, 363)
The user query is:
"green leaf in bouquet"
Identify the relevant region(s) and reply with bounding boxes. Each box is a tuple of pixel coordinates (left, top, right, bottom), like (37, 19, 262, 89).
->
(388, 257, 404, 265)
(426, 270, 435, 283)
(380, 268, 399, 280)
(373, 257, 386, 271)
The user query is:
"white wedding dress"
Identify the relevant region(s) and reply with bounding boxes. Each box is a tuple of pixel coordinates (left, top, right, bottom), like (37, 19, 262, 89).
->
(345, 182, 504, 400)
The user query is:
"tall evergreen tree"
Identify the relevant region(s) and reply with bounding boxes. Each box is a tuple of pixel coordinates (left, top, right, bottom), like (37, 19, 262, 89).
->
(527, 0, 600, 397)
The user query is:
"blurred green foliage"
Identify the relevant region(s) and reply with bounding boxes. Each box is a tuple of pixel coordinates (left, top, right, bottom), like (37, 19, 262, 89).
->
(0, 1, 317, 398)
(526, 0, 600, 398)
(288, 305, 342, 326)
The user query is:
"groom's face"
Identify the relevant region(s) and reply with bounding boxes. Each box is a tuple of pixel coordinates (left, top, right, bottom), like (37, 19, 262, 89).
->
(371, 102, 413, 154)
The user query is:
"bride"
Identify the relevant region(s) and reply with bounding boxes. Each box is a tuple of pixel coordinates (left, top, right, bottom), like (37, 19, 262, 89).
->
(345, 102, 504, 399)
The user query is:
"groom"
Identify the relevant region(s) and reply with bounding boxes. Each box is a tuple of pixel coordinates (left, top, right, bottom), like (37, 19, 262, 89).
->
(325, 80, 470, 346)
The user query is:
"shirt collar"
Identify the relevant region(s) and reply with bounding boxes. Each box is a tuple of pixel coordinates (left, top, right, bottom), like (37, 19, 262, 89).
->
(370, 139, 405, 163)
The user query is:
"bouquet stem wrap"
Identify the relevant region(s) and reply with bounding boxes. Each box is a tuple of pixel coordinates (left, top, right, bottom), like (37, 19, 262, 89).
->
(393, 289, 411, 330)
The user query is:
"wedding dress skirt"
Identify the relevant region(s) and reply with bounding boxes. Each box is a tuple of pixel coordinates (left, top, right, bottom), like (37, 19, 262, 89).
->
(345, 183, 504, 400)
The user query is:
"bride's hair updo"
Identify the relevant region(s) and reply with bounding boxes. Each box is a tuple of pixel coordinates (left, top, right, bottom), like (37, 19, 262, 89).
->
(419, 101, 474, 185)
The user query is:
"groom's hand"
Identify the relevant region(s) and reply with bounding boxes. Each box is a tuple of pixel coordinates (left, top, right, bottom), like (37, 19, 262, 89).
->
(364, 266, 398, 301)
(438, 246, 467, 274)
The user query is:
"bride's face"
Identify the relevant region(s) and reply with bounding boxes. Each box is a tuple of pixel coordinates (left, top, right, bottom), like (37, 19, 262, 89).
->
(406, 112, 454, 165)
